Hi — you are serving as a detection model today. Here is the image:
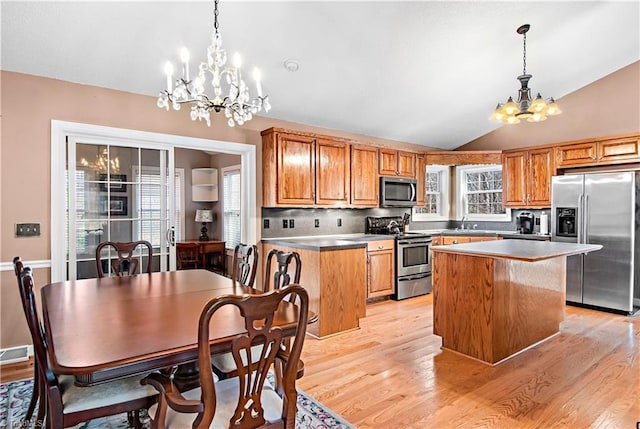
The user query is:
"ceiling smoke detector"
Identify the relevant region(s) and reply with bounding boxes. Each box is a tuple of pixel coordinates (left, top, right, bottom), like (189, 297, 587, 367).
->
(283, 59, 300, 72)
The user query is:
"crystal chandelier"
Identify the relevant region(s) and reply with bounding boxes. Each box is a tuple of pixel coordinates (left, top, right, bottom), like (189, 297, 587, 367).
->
(79, 148, 120, 173)
(157, 0, 270, 127)
(490, 24, 561, 124)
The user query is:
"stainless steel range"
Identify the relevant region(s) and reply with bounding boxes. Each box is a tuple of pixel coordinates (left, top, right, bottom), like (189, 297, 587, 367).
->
(366, 216, 432, 300)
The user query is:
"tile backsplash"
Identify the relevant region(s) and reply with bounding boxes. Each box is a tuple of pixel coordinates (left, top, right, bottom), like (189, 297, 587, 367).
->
(261, 207, 551, 238)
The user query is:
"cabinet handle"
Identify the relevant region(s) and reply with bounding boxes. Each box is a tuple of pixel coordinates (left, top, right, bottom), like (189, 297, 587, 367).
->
(366, 255, 370, 264)
(453, 240, 459, 244)
(378, 245, 384, 249)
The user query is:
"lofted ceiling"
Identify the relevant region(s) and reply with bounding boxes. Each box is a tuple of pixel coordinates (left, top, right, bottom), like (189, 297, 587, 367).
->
(2, 1, 638, 150)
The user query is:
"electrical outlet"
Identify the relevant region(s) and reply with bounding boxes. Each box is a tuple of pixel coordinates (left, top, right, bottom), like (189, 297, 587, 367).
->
(16, 223, 40, 237)
(337, 218, 342, 227)
(282, 219, 289, 229)
(535, 218, 540, 225)
(264, 219, 270, 229)
(289, 219, 295, 228)
(314, 219, 320, 228)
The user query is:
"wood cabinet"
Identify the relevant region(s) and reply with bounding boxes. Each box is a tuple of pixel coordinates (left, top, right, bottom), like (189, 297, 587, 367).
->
(555, 135, 640, 168)
(415, 155, 426, 206)
(379, 149, 416, 178)
(434, 236, 500, 245)
(191, 168, 218, 202)
(502, 147, 554, 208)
(350, 145, 379, 207)
(262, 128, 351, 207)
(366, 239, 395, 298)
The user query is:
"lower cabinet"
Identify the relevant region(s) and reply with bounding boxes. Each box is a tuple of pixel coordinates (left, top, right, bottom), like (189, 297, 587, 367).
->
(367, 239, 395, 298)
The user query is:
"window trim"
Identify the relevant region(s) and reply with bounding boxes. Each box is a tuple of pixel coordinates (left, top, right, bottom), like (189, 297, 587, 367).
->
(455, 164, 511, 222)
(412, 165, 450, 221)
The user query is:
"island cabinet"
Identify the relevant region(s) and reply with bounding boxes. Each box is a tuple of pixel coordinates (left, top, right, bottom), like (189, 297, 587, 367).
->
(350, 145, 379, 207)
(432, 240, 602, 365)
(379, 149, 416, 178)
(262, 241, 366, 338)
(262, 128, 351, 207)
(555, 134, 640, 168)
(502, 146, 554, 208)
(366, 239, 395, 298)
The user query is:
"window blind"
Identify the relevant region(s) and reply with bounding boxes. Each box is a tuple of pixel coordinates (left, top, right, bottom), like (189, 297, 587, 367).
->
(223, 169, 241, 249)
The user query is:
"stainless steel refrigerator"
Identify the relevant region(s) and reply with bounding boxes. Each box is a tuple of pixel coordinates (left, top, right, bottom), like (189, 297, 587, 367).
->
(551, 171, 639, 314)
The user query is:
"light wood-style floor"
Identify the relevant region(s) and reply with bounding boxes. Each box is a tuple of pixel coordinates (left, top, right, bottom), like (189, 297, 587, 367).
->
(297, 295, 640, 429)
(2, 295, 638, 428)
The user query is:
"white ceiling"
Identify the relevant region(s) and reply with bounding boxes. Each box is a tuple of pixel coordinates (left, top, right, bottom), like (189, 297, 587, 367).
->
(2, 1, 639, 149)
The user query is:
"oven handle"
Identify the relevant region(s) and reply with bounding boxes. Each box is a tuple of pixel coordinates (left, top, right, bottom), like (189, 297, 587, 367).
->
(398, 273, 431, 281)
(397, 239, 432, 245)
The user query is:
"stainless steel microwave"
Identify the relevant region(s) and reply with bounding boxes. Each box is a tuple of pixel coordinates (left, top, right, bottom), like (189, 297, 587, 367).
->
(380, 177, 417, 207)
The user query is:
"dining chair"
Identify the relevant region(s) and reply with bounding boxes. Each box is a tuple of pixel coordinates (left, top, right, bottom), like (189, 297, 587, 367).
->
(230, 243, 258, 287)
(13, 257, 44, 425)
(141, 284, 309, 429)
(263, 249, 302, 292)
(18, 267, 158, 428)
(176, 242, 201, 270)
(95, 240, 153, 277)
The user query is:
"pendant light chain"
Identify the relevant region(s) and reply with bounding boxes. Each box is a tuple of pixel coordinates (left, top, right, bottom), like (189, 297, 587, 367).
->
(214, 0, 219, 31)
(522, 32, 527, 75)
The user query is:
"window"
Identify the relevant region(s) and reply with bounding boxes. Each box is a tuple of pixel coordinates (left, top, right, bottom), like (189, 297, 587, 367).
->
(223, 165, 241, 249)
(413, 165, 449, 221)
(455, 164, 510, 221)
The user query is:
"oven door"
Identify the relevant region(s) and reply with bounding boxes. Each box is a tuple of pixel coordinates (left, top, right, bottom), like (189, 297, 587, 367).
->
(396, 238, 431, 277)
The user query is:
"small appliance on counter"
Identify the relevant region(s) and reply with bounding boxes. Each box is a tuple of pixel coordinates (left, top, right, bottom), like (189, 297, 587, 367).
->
(517, 212, 535, 234)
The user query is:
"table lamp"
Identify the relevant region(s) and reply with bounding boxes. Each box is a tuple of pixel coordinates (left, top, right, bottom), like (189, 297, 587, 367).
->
(195, 209, 213, 241)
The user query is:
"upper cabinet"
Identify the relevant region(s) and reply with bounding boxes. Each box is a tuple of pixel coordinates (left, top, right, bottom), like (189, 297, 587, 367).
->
(262, 128, 351, 207)
(502, 147, 554, 208)
(350, 145, 379, 207)
(191, 168, 219, 202)
(379, 149, 415, 178)
(415, 155, 426, 207)
(555, 135, 640, 168)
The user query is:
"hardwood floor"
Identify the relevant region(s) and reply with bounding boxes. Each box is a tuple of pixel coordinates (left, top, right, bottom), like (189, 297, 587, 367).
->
(2, 295, 638, 428)
(297, 294, 640, 429)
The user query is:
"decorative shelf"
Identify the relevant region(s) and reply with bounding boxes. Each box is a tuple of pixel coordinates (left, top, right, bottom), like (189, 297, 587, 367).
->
(192, 168, 218, 202)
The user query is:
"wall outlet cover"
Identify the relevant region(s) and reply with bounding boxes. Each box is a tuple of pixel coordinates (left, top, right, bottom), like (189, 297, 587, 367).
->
(289, 219, 295, 228)
(337, 218, 342, 227)
(314, 219, 320, 228)
(282, 219, 288, 229)
(263, 219, 270, 229)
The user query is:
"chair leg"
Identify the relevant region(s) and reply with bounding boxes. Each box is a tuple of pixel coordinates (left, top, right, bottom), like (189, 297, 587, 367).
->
(25, 363, 39, 421)
(36, 375, 47, 427)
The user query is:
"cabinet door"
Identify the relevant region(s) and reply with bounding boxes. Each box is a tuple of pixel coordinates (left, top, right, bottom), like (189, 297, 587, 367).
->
(368, 249, 395, 297)
(276, 134, 316, 205)
(315, 139, 350, 205)
(502, 151, 527, 207)
(597, 136, 640, 164)
(351, 145, 379, 207)
(555, 142, 598, 167)
(442, 236, 471, 244)
(528, 147, 554, 207)
(397, 151, 416, 178)
(379, 149, 398, 176)
(415, 155, 425, 206)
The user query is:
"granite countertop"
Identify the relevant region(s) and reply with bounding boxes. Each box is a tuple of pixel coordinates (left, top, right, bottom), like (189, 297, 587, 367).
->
(411, 229, 551, 240)
(261, 236, 371, 251)
(432, 240, 602, 262)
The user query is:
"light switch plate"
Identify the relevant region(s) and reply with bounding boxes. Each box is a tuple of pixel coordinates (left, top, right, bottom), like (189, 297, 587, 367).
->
(16, 223, 40, 237)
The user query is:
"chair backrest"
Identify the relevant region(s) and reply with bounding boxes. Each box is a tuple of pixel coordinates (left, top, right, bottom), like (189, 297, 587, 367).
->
(176, 242, 200, 270)
(231, 243, 258, 287)
(196, 285, 309, 429)
(95, 240, 153, 278)
(263, 249, 302, 292)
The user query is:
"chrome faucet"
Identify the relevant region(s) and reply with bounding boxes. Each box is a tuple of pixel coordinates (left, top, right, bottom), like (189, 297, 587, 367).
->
(461, 216, 468, 230)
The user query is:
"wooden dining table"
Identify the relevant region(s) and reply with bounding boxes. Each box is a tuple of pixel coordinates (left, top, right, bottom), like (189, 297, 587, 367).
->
(41, 269, 303, 386)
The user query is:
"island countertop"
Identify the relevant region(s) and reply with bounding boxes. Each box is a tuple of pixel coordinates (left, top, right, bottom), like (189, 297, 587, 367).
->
(432, 240, 602, 262)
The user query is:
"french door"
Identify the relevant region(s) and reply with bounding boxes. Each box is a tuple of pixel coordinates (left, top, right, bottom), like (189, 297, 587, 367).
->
(66, 138, 176, 279)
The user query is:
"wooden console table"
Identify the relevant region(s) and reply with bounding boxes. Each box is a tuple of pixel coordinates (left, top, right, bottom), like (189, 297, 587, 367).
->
(178, 240, 226, 274)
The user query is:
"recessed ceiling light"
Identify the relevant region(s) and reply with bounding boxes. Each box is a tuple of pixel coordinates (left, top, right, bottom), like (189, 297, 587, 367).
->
(283, 59, 300, 72)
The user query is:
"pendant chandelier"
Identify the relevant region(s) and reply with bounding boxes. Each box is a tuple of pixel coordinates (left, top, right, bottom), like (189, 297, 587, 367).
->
(490, 24, 561, 124)
(157, 0, 270, 127)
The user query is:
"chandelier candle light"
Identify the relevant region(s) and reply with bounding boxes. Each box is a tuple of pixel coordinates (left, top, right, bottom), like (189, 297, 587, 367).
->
(490, 24, 561, 124)
(157, 0, 270, 127)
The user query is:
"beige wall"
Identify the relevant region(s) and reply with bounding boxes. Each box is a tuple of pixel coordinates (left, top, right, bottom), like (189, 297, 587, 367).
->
(458, 61, 640, 151)
(0, 71, 432, 349)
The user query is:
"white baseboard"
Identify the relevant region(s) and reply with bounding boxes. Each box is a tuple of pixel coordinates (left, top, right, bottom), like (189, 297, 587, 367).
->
(0, 345, 33, 365)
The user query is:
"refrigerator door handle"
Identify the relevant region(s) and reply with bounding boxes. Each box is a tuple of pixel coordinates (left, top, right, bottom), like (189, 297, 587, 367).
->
(578, 193, 584, 244)
(584, 194, 589, 243)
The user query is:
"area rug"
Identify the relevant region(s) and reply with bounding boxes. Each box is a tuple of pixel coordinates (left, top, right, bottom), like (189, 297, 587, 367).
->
(0, 378, 353, 429)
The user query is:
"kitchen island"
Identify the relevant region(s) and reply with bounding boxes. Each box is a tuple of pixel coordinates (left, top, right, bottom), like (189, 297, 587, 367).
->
(432, 240, 602, 365)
